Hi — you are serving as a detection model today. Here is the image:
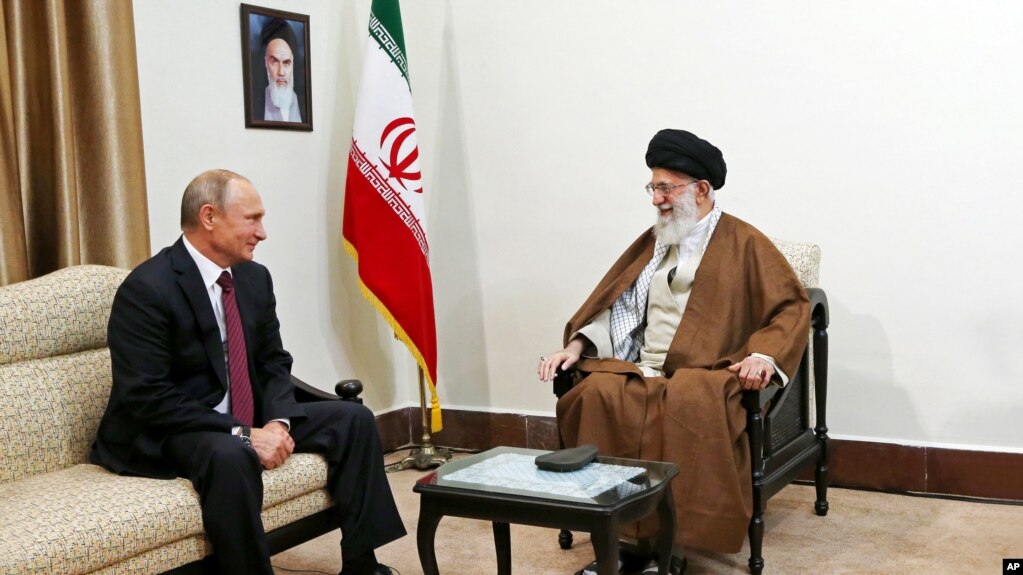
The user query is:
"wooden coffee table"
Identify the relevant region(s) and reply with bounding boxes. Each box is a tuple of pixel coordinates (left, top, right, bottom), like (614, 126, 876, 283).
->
(413, 446, 679, 575)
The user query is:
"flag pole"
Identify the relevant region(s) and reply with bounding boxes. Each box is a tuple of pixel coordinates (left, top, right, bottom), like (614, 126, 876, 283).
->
(385, 365, 451, 472)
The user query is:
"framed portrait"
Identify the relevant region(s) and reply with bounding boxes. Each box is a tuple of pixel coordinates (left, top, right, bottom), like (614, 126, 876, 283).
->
(240, 4, 313, 131)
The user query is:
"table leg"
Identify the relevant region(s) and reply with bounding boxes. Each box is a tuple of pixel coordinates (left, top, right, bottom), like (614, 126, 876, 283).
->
(654, 483, 677, 575)
(591, 521, 620, 575)
(417, 497, 443, 575)
(493, 521, 511, 575)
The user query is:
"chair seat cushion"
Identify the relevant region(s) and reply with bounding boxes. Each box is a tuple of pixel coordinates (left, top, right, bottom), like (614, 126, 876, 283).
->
(0, 454, 332, 575)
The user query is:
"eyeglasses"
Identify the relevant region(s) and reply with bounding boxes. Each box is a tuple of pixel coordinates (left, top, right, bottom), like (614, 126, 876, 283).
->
(644, 180, 697, 197)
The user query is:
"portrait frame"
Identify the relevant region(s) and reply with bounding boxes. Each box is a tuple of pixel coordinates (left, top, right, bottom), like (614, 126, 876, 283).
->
(240, 4, 313, 131)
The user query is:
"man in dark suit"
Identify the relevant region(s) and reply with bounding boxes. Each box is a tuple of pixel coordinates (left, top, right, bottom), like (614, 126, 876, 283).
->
(91, 169, 404, 575)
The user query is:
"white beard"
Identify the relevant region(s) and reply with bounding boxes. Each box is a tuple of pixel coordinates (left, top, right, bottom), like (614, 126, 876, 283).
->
(267, 72, 295, 111)
(653, 190, 700, 245)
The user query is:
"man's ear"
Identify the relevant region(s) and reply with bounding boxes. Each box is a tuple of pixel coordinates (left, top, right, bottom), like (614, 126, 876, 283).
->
(199, 205, 217, 231)
(695, 180, 711, 202)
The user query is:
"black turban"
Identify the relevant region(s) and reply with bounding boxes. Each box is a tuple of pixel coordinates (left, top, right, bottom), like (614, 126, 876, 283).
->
(645, 129, 727, 190)
(261, 18, 298, 52)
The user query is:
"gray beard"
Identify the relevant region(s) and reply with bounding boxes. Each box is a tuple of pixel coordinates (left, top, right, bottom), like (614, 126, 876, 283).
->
(653, 191, 699, 245)
(267, 75, 294, 111)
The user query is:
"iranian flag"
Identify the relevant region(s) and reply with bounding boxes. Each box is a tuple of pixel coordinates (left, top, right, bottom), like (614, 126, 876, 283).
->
(343, 0, 440, 431)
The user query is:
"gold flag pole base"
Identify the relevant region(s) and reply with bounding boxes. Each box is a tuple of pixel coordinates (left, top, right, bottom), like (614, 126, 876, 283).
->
(385, 440, 452, 473)
(385, 366, 452, 473)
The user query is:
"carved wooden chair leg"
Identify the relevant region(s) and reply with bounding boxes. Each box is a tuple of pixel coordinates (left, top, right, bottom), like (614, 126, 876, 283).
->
(747, 494, 766, 575)
(812, 300, 830, 517)
(559, 528, 574, 550)
(815, 457, 829, 515)
(814, 432, 830, 516)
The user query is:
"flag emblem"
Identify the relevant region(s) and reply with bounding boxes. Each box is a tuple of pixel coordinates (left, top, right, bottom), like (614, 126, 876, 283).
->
(380, 117, 422, 193)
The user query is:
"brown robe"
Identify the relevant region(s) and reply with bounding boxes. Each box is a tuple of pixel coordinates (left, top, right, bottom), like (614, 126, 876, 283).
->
(556, 213, 809, 553)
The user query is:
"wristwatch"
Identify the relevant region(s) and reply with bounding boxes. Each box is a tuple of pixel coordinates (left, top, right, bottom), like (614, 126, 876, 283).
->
(238, 425, 252, 447)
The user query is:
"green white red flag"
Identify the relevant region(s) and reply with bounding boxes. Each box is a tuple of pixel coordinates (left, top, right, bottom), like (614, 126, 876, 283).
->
(343, 0, 440, 431)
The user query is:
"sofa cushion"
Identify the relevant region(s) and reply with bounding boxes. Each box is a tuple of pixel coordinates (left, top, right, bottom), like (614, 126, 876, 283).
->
(261, 449, 332, 506)
(88, 535, 207, 575)
(0, 454, 332, 575)
(0, 265, 127, 484)
(0, 265, 127, 365)
(0, 349, 112, 484)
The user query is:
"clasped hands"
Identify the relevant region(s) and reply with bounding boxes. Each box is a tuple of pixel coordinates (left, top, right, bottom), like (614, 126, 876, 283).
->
(249, 421, 294, 470)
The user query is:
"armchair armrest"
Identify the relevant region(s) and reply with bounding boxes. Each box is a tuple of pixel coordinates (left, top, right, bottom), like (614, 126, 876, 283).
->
(742, 384, 779, 412)
(552, 367, 577, 398)
(806, 287, 829, 436)
(291, 375, 364, 404)
(743, 287, 828, 412)
(806, 287, 829, 331)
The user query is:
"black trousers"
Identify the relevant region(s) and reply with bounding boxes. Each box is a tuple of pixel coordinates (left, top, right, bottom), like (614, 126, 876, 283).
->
(164, 401, 406, 575)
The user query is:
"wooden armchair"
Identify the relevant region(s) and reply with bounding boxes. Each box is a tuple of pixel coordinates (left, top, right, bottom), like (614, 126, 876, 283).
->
(741, 287, 829, 575)
(553, 244, 830, 575)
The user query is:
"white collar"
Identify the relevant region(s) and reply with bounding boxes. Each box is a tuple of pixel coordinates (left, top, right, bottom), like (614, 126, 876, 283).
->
(688, 206, 714, 239)
(182, 235, 230, 288)
(677, 203, 717, 254)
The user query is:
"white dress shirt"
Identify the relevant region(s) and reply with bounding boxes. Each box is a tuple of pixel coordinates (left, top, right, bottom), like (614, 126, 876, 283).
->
(182, 236, 289, 431)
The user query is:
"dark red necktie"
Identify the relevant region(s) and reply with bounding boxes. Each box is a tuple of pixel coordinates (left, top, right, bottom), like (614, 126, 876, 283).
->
(216, 271, 254, 426)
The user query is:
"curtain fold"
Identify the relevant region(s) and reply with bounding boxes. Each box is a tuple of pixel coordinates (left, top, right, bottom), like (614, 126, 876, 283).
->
(0, 0, 149, 286)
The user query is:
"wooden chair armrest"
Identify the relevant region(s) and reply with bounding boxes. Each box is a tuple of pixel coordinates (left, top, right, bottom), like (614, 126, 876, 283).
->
(291, 375, 364, 404)
(742, 384, 780, 412)
(806, 287, 829, 330)
(552, 367, 577, 398)
(744, 286, 828, 414)
(806, 286, 829, 433)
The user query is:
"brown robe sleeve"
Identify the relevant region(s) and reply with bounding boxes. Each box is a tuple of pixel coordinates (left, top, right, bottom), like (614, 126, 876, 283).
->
(738, 230, 811, 378)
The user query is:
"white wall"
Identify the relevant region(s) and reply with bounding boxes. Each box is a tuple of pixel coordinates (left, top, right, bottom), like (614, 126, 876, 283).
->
(133, 0, 416, 412)
(134, 1, 1023, 452)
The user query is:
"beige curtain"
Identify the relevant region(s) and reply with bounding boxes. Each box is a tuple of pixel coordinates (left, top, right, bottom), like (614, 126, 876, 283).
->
(0, 0, 149, 286)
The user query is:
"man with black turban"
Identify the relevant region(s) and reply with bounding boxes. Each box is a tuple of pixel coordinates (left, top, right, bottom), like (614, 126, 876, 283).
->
(539, 130, 809, 575)
(261, 18, 302, 122)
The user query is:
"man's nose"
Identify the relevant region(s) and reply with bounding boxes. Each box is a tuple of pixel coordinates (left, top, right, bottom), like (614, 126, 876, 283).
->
(255, 223, 267, 240)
